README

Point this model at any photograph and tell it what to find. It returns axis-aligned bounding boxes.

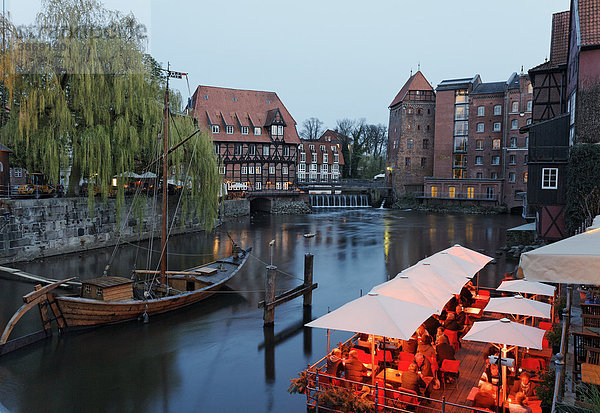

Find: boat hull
[54,249,250,329]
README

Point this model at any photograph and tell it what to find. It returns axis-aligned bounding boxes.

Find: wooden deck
[428,340,491,413]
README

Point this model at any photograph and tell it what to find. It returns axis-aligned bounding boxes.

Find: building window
[299,144,304,152]
[510,137,517,148]
[423,139,429,149]
[542,168,558,189]
[323,153,328,163]
[523,172,528,183]
[283,166,288,175]
[241,126,249,135]
[97,287,103,297]
[431,186,438,197]
[226,125,234,134]
[256,182,261,190]
[234,144,242,155]
[492,139,501,149]
[212,125,220,134]
[486,187,495,199]
[454,121,468,136]
[312,153,317,163]
[334,153,339,163]
[271,125,277,135]
[241,166,247,175]
[491,156,500,165]
[455,105,468,120]
[332,164,339,173]
[467,187,474,199]
[476,139,484,150]
[254,127,261,135]
[249,144,256,155]
[526,118,532,125]
[321,164,328,173]
[509,155,516,164]
[405,157,411,167]
[249,166,255,175]
[524,155,528,164]
[511,119,518,130]
[476,172,483,179]
[475,156,483,165]
[421,157,427,167]
[276,182,281,190]
[407,139,414,149]
[269,165,275,174]
[526,100,532,112]
[491,172,498,179]
[278,125,284,135]
[477,106,485,116]
[493,122,501,132]
[256,166,261,174]
[284,146,290,157]
[14,168,23,178]
[493,105,502,115]
[454,137,467,152]
[84,285,91,294]
[508,172,516,182]
[309,144,315,152]
[511,101,519,113]
[448,187,456,198]
[214,143,220,154]
[320,145,325,152]
[476,123,484,133]
[263,145,270,156]
[283,182,289,190]
[219,166,225,175]
[528,84,533,93]
[300,152,306,162]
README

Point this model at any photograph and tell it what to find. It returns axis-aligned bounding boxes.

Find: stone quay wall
[0,198,252,264]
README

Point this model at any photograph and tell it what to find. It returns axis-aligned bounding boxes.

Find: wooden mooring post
[259,252,318,326]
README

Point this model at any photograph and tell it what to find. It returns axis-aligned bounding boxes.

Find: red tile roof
[389,71,434,108]
[319,129,344,145]
[578,0,600,47]
[550,11,571,66]
[191,86,300,144]
[300,133,345,165]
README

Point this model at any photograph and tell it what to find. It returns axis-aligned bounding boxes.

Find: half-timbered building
[189,86,300,194]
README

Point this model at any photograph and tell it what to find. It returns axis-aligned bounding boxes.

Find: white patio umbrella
[463,318,546,405]
[139,171,158,179]
[484,295,552,320]
[371,272,451,312]
[416,256,473,293]
[519,223,600,284]
[113,171,142,178]
[442,244,493,271]
[497,279,556,297]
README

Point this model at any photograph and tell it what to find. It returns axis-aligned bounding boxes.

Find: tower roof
[389,71,434,108]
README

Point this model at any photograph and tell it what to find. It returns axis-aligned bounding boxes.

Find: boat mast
[160,63,170,285]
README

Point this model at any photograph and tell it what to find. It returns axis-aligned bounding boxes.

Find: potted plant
[535,368,558,413]
[319,386,374,413]
[288,370,310,395]
[546,324,563,354]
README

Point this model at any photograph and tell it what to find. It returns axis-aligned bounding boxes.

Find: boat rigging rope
[248,253,305,282]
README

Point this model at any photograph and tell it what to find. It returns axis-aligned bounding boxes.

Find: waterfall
[310,194,371,208]
[379,198,386,209]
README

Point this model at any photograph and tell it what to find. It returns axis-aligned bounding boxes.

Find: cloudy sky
[10,0,570,131]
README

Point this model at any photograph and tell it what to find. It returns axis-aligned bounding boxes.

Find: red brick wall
[433,90,455,178]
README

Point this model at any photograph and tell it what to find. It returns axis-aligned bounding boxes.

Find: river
[0,209,524,412]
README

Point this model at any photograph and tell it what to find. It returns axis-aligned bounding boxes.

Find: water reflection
[0,209,524,412]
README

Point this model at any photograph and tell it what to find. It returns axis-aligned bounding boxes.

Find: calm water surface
[0,209,524,412]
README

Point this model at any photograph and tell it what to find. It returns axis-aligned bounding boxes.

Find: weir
[309,194,370,208]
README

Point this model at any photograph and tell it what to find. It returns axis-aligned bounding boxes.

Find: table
[586,327,600,335]
[526,348,553,359]
[582,362,600,385]
[465,307,483,316]
[376,368,403,386]
[474,294,490,301]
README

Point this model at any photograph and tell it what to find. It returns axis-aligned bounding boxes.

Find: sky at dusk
[9,0,571,131]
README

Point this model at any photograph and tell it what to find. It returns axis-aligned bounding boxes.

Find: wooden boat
[53,247,251,328]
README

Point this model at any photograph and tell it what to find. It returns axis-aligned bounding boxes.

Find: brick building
[298,129,344,183]
[386,71,436,195]
[420,73,532,210]
[189,86,300,194]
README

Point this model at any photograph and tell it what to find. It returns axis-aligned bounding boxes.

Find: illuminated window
[524,173,528,183]
[476,139,484,150]
[467,187,474,199]
[492,139,501,149]
[528,84,533,93]
[431,186,438,197]
[512,101,519,112]
[448,187,456,198]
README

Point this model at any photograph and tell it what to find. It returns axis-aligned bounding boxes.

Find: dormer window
[309,144,315,152]
[226,125,234,134]
[241,126,249,135]
[299,144,304,152]
[320,145,325,152]
[271,125,284,136]
[254,127,261,135]
[212,125,220,134]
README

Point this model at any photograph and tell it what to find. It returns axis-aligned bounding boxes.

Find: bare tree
[300,117,324,140]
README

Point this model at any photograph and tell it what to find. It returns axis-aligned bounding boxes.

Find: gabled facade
[190,86,300,193]
[387,71,436,195]
[298,130,345,183]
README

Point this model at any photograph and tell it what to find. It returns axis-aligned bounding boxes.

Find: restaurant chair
[521,357,544,373]
[538,321,553,331]
[397,360,412,372]
[440,359,460,390]
[398,352,415,362]
[396,387,420,411]
[542,336,550,349]
[377,350,394,367]
[444,329,460,352]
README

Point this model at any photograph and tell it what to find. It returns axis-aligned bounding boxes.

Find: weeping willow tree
[0,0,220,230]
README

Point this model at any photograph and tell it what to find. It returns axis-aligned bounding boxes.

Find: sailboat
[50,69,249,329]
